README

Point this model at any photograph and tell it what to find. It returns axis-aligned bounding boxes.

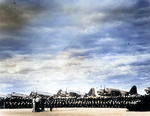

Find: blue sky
[0,0,150,95]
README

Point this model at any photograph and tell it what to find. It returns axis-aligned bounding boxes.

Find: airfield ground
[1,108,150,116]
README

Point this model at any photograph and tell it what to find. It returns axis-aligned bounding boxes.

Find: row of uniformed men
[45,97,141,108]
[0,95,145,109]
[4,97,33,108]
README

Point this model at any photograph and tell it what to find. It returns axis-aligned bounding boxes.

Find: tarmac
[1,108,150,116]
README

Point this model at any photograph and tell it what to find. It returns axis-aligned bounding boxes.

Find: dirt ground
[1,108,150,116]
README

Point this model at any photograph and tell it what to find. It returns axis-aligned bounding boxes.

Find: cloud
[0,0,46,30]
[0,51,13,59]
[0,0,150,95]
[63,0,150,26]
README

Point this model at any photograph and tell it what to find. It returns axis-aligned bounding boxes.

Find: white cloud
[0,0,149,96]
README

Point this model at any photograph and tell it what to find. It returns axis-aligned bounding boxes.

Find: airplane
[56,88,96,98]
[29,91,53,98]
[56,89,84,98]
[84,88,96,97]
[68,90,86,97]
[6,92,29,98]
[97,85,138,97]
[56,89,69,97]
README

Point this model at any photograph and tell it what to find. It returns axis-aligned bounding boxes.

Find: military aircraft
[56,89,69,97]
[97,85,138,97]
[56,89,84,97]
[56,88,96,98]
[84,88,96,97]
[30,91,53,98]
[7,92,29,98]
[68,90,86,97]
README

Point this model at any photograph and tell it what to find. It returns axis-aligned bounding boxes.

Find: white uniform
[32,98,36,112]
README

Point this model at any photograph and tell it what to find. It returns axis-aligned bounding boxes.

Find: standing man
[35,95,40,112]
[49,96,53,111]
[32,96,36,112]
[41,96,45,111]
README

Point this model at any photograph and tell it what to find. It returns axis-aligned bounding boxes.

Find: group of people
[45,96,142,108]
[2,97,32,109]
[2,94,149,112]
[32,95,45,112]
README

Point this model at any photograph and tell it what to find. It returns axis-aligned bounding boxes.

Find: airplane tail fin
[88,88,95,96]
[129,85,137,95]
[56,89,62,96]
